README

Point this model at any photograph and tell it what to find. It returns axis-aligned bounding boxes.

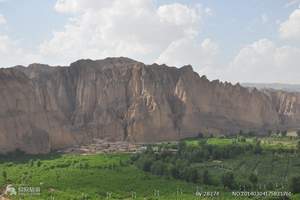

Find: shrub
[202,170,211,185]
[290,176,300,193]
[254,142,262,154]
[136,156,154,172]
[150,161,165,176]
[197,132,204,138]
[36,160,42,167]
[249,173,258,187]
[281,130,288,137]
[2,171,7,182]
[238,180,252,191]
[29,159,34,167]
[222,172,236,190]
[266,182,274,190]
[184,167,199,183]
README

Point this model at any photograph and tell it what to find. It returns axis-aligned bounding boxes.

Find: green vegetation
[221,172,235,190]
[0,153,223,200]
[133,135,300,199]
[248,173,258,188]
[0,134,299,199]
[2,170,7,183]
[290,176,300,193]
[297,130,300,137]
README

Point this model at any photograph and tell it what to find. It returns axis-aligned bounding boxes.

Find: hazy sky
[0,0,300,83]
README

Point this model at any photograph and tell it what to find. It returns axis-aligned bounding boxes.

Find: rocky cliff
[0,57,299,154]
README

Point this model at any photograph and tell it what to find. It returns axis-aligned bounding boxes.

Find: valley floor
[0,136,299,200]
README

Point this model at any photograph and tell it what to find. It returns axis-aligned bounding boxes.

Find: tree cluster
[132,141,263,189]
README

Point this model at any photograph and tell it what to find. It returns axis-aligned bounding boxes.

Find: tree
[276,130,281,135]
[297,141,300,153]
[184,167,199,183]
[290,176,300,193]
[136,155,154,172]
[198,139,207,146]
[178,141,187,153]
[247,131,255,137]
[202,170,210,185]
[239,136,246,143]
[254,142,262,155]
[297,130,300,137]
[238,130,244,136]
[267,130,272,137]
[197,132,204,138]
[145,145,154,154]
[36,160,42,167]
[142,158,153,172]
[222,172,236,189]
[249,173,258,188]
[266,182,274,190]
[170,164,180,179]
[281,130,287,137]
[150,161,165,176]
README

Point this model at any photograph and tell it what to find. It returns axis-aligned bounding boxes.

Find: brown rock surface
[0,57,299,154]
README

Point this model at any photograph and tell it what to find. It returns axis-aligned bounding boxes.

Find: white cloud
[40,0,212,65]
[225,39,300,83]
[279,7,300,40]
[285,0,300,8]
[0,14,6,25]
[0,34,40,67]
[158,3,201,27]
[45,0,300,84]
[157,38,219,73]
[0,13,43,67]
[54,0,113,13]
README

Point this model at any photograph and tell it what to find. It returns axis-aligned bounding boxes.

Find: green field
[133,136,300,200]
[0,154,196,199]
[0,136,299,199]
[185,136,299,149]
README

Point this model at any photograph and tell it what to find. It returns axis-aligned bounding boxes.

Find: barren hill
[0,57,299,154]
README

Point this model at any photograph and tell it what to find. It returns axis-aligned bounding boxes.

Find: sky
[0,0,300,84]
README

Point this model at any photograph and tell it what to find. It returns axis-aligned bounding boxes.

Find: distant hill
[242,83,300,93]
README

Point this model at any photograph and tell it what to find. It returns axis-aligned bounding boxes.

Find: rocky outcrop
[0,57,299,154]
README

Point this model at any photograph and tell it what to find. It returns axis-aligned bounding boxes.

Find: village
[58,138,148,155]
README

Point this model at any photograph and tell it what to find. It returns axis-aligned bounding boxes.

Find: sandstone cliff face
[264,90,300,128]
[0,57,299,154]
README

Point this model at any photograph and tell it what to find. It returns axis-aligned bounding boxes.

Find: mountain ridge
[0,57,299,154]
